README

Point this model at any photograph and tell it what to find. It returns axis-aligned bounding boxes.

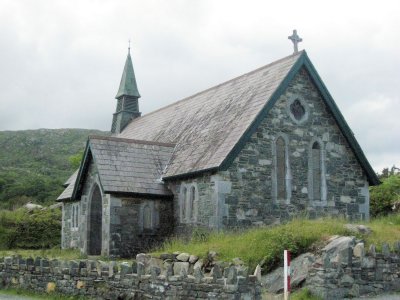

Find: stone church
[57,42,379,257]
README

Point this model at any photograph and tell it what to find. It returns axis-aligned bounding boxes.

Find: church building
[57,35,379,257]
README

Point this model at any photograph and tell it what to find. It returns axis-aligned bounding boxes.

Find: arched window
[143,205,152,229]
[181,187,187,222]
[189,186,196,221]
[311,142,321,200]
[273,135,292,203]
[72,205,75,228]
[276,137,286,200]
[75,205,79,228]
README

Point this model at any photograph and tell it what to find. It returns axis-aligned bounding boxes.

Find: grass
[365,213,400,250]
[153,214,400,273]
[153,217,352,272]
[0,214,398,273]
[291,288,322,300]
[0,288,88,299]
[0,248,83,260]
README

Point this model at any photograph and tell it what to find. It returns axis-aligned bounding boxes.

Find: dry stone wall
[0,253,261,300]
[307,236,400,299]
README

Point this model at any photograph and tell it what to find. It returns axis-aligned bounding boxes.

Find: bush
[370,174,400,217]
[0,208,61,249]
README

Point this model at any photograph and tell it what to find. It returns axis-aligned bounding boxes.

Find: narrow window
[181,187,187,222]
[143,205,152,229]
[72,205,75,228]
[75,205,79,229]
[189,186,196,221]
[312,142,321,200]
[276,137,286,200]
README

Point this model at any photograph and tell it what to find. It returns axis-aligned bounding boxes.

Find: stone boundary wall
[307,237,400,299]
[0,253,261,300]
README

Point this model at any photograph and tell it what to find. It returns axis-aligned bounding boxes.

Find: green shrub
[0,208,61,249]
[370,174,400,217]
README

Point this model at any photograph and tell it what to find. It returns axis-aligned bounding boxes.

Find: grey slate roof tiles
[57,170,78,201]
[118,52,302,178]
[88,136,175,196]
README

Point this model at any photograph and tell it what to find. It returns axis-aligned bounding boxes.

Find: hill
[0,128,108,209]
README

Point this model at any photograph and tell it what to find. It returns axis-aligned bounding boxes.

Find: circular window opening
[290,99,305,121]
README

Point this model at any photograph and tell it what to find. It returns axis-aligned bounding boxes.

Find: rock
[194,266,203,283]
[340,274,354,287]
[164,261,173,277]
[208,251,218,261]
[176,253,190,262]
[361,256,375,268]
[254,264,261,282]
[323,236,355,265]
[211,264,222,280]
[262,252,315,293]
[226,266,237,284]
[160,253,174,260]
[137,262,145,276]
[193,259,203,270]
[120,262,131,276]
[369,244,376,257]
[173,262,189,276]
[189,255,199,264]
[232,257,244,266]
[136,253,150,266]
[48,203,62,210]
[24,202,43,211]
[353,242,365,258]
[344,224,372,235]
[382,243,391,257]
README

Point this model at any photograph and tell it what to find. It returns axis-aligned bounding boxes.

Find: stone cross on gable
[288,30,302,54]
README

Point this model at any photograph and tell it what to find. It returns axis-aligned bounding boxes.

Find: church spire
[111,46,142,134]
[115,48,141,99]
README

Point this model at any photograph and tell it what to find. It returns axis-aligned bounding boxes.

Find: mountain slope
[0,129,108,209]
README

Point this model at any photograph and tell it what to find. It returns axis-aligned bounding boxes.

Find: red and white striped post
[284,250,291,300]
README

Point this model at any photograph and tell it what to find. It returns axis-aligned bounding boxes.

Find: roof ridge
[130,51,304,122]
[88,135,176,147]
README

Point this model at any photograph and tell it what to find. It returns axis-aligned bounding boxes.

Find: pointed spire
[115,47,141,99]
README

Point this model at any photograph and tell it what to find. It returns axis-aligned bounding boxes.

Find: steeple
[111,47,141,134]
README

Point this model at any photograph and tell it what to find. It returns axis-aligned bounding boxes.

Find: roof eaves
[301,55,380,185]
[218,51,307,171]
[71,139,92,200]
[162,166,219,181]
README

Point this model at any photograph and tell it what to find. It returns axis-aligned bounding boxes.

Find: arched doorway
[88,184,102,255]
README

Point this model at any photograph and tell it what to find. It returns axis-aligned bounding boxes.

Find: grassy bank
[154,215,400,272]
[0,215,398,274]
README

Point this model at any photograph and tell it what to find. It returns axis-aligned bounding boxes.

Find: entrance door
[88,184,102,255]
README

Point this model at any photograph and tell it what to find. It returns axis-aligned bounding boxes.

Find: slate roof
[58,50,379,201]
[57,170,78,201]
[118,52,303,178]
[71,136,175,199]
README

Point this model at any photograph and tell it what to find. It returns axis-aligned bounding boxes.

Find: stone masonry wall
[215,68,369,228]
[62,161,111,256]
[307,237,400,299]
[0,254,261,300]
[109,196,174,257]
[169,68,370,234]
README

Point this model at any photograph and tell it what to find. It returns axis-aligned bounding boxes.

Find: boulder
[24,202,43,210]
[344,224,372,235]
[262,252,315,293]
[189,255,199,264]
[176,253,190,262]
[173,262,189,276]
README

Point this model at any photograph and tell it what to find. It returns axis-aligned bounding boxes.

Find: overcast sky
[0,0,399,173]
